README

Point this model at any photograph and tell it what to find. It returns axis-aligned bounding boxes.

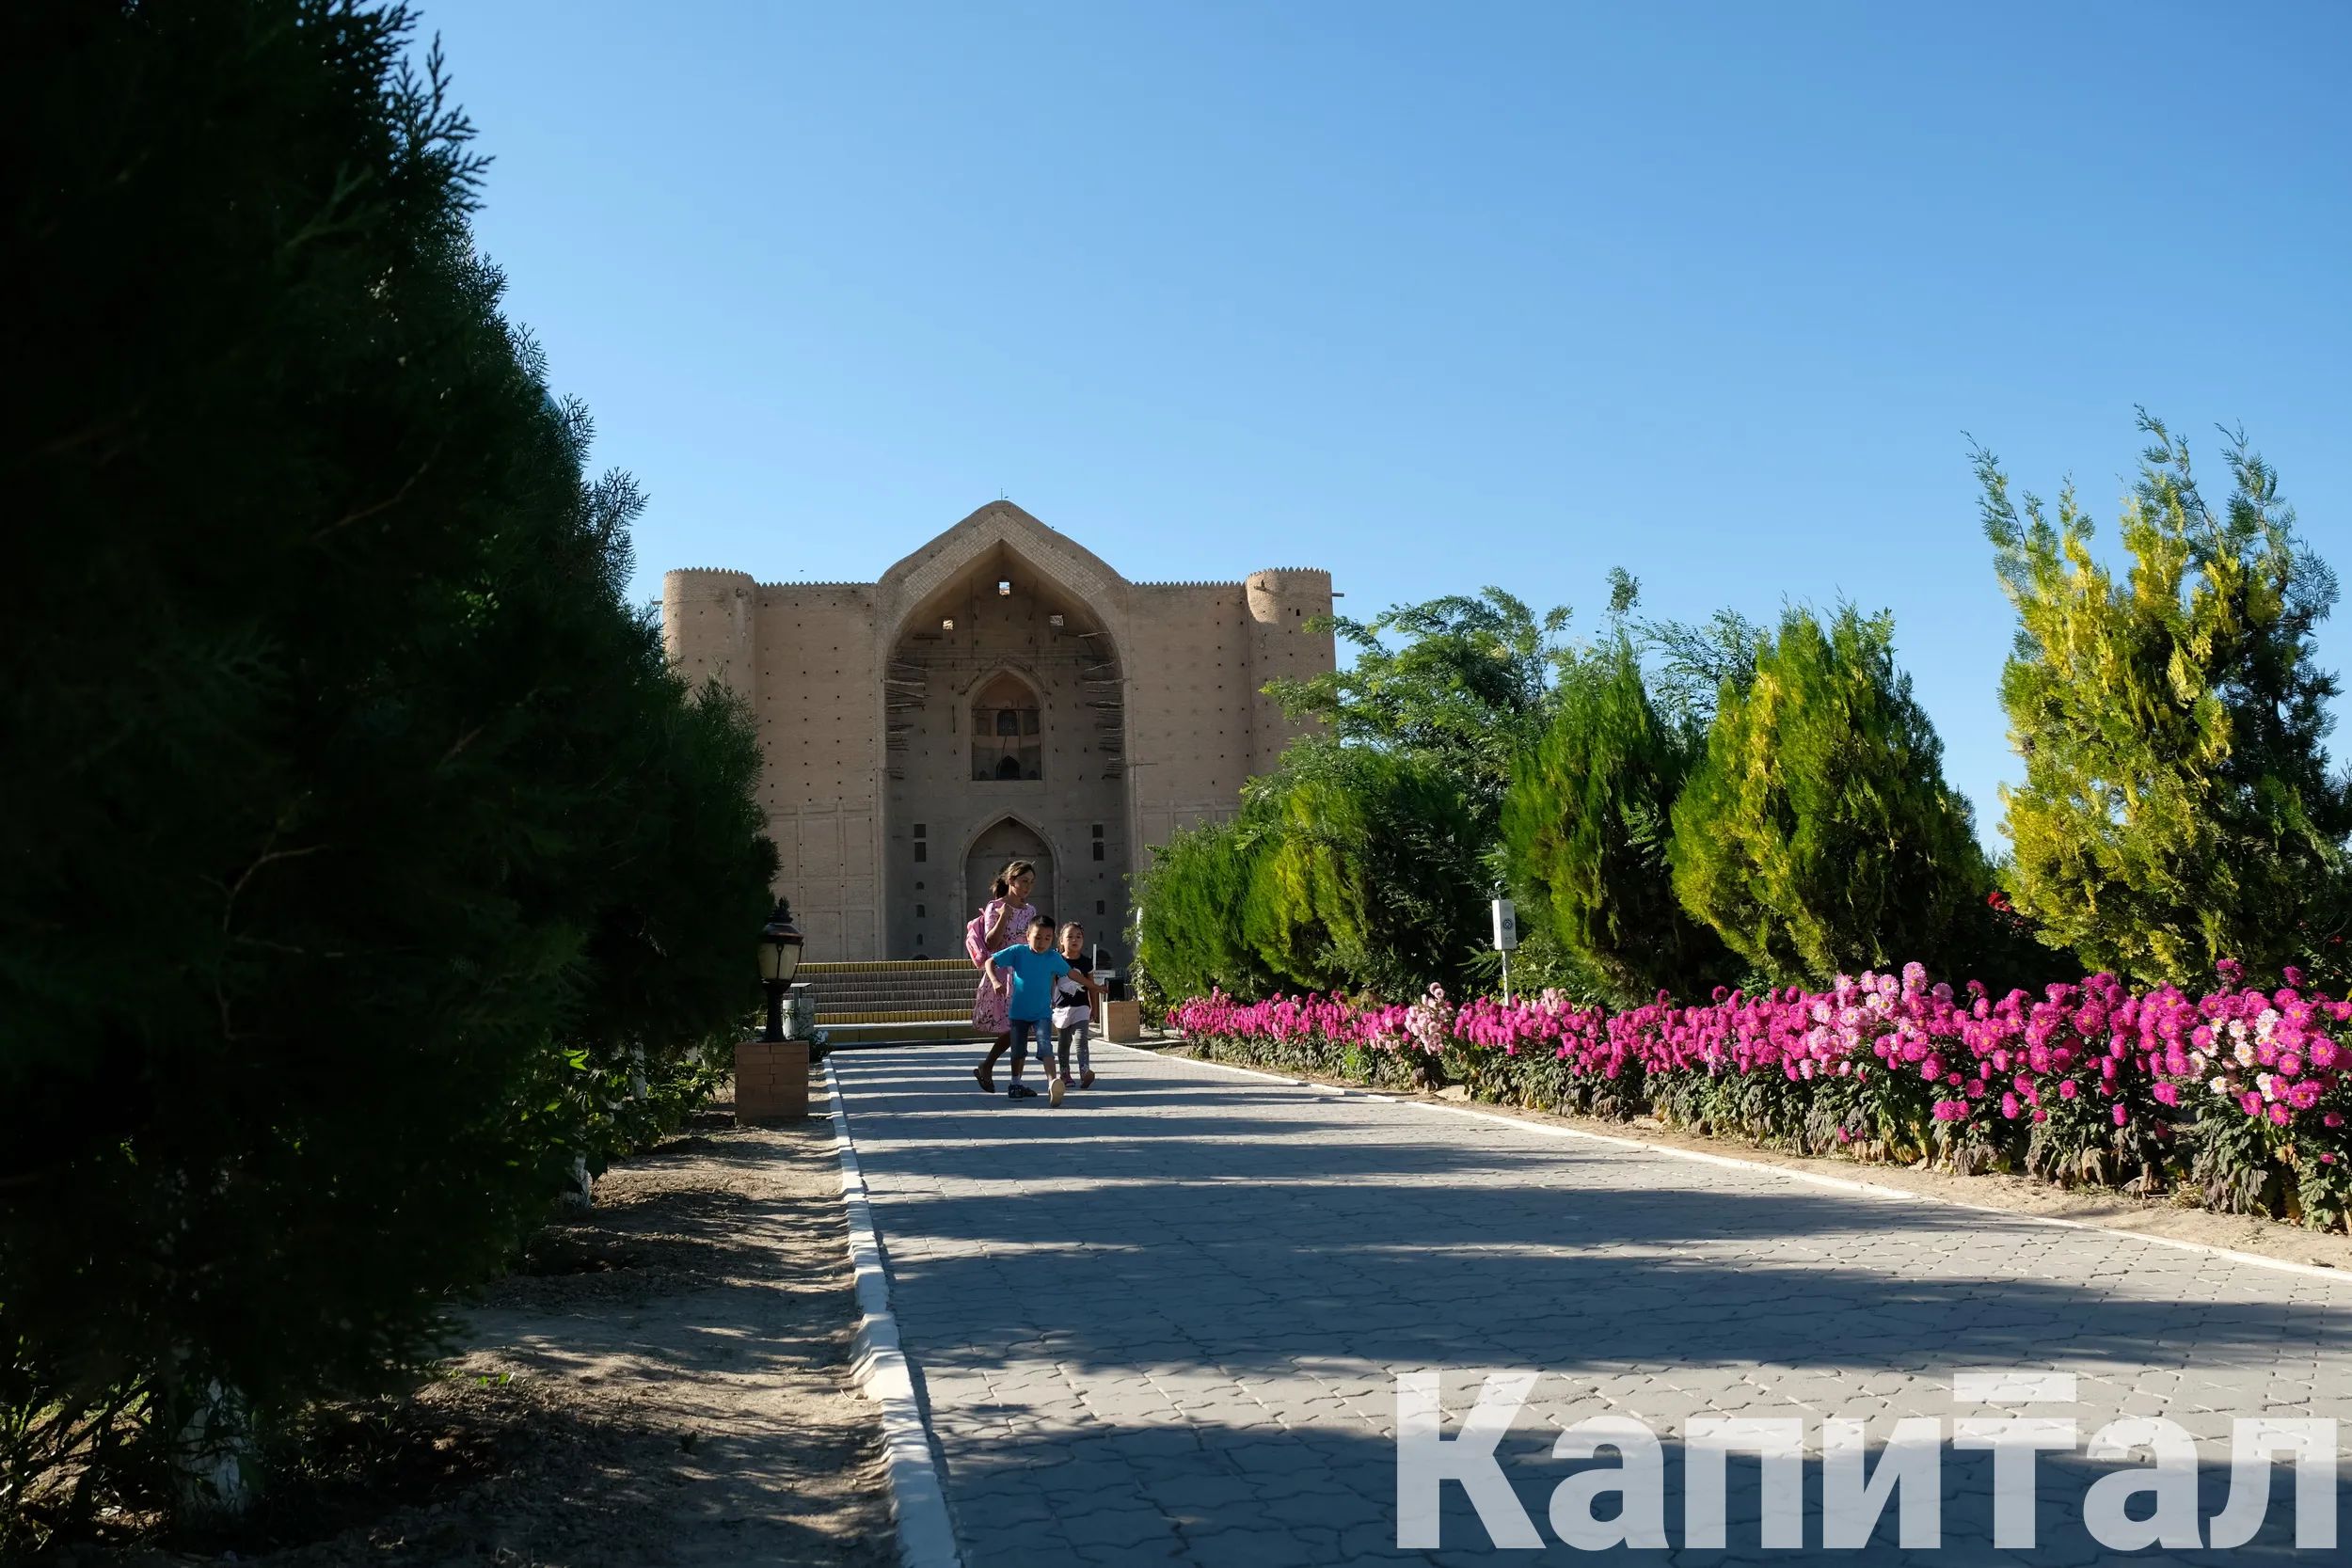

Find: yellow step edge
[822,1022,988,1040]
[818,1007,982,1025]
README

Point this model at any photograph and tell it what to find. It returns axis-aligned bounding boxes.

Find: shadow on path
[834,1045,2352,1568]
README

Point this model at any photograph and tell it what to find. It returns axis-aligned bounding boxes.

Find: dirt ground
[48,1091,893,1568]
[1148,1037,2352,1273]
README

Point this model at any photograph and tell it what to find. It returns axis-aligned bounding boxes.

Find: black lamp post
[758,898,804,1042]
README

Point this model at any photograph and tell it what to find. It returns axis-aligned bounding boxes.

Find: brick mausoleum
[662,501,1335,963]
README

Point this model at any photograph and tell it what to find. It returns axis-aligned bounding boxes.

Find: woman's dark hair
[991,858,1038,900]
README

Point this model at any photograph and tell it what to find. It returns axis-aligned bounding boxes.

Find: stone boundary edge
[1107,1041,2347,1286]
[823,1056,963,1568]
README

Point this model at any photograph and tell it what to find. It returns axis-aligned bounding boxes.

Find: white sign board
[1491,898,1518,952]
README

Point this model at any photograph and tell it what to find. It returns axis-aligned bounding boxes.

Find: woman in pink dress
[968,860,1039,1093]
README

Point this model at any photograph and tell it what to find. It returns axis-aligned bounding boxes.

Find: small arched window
[972,673,1043,782]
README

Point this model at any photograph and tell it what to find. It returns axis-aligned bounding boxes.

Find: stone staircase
[799,959,987,1045]
[799,957,1130,1047]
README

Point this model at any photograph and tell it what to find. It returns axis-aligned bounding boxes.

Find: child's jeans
[1055,1019,1092,1079]
[1009,1018,1050,1075]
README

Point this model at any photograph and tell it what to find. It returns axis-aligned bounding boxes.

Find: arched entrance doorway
[965,817,1056,933]
[879,538,1129,960]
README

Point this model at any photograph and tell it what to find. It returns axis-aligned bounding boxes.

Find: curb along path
[826,1058,962,1568]
[829,1042,2352,1566]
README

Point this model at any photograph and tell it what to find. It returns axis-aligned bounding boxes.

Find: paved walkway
[830,1043,2352,1566]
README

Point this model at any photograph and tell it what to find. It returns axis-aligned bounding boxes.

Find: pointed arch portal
[881,534,1129,959]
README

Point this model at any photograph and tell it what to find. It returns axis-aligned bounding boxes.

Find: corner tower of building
[662,505,1336,963]
[660,568,758,703]
[1246,567,1336,773]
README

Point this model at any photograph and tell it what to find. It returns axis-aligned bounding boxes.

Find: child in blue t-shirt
[985,915,1072,1101]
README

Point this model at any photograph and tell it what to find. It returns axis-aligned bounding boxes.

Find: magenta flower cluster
[1168,962,2352,1153]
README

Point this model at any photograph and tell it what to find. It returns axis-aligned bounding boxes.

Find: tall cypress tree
[1133,739,1486,1004]
[1235,739,1487,1001]
[1668,607,1987,984]
[1503,636,1734,1006]
[1135,816,1278,1006]
[1979,415,2352,985]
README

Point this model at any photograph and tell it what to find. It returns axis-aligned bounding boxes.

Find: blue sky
[428,0,2351,843]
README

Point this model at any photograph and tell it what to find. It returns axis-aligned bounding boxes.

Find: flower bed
[1168,962,2352,1230]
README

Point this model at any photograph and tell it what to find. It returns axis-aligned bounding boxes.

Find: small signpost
[1492,896,1518,1003]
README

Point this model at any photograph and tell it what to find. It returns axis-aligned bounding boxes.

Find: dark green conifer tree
[1503,635,1735,1006]
[2,1,772,1533]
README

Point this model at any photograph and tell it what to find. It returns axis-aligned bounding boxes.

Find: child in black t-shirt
[1049,922,1106,1098]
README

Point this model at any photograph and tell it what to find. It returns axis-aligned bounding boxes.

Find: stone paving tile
[834,1045,2352,1564]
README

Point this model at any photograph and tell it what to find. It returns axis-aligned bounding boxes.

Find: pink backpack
[967,901,1012,1032]
[967,898,1022,966]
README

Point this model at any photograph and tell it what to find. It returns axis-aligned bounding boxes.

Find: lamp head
[759,898,804,984]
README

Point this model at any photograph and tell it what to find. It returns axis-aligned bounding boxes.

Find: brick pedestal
[734,1037,810,1123]
[1103,999,1144,1044]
